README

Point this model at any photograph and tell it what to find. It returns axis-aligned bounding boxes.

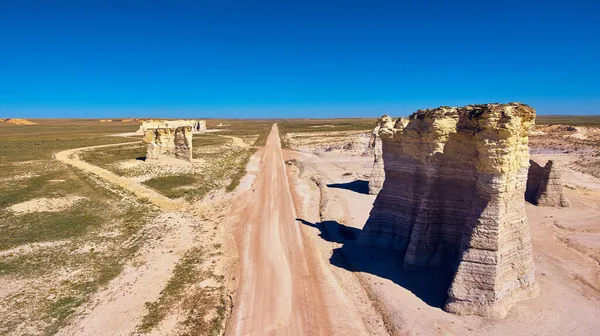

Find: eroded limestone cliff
[357,103,539,318]
[526,160,570,207]
[142,120,194,161]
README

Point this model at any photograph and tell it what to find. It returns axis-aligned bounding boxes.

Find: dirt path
[54,142,183,211]
[228,124,334,336]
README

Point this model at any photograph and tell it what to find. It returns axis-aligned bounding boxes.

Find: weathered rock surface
[138,119,206,135]
[357,103,539,318]
[526,160,570,207]
[367,115,396,194]
[142,120,194,161]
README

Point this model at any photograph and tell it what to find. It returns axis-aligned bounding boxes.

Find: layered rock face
[357,103,539,318]
[142,120,194,161]
[526,160,570,207]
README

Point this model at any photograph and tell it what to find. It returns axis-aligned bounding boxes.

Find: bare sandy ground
[289,149,600,335]
[58,212,202,336]
[8,195,85,214]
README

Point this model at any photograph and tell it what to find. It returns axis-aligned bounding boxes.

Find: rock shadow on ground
[297,218,453,309]
[326,179,369,195]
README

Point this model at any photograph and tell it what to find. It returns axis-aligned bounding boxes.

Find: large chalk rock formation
[526,160,570,207]
[142,120,194,161]
[357,103,539,318]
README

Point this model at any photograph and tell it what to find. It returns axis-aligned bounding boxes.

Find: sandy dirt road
[229,124,334,336]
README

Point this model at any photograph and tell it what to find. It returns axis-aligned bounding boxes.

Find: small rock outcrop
[357,103,539,318]
[526,160,570,207]
[0,118,37,125]
[142,120,194,161]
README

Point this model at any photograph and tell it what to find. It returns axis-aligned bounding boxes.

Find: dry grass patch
[137,246,228,335]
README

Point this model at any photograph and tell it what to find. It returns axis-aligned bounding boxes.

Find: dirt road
[229,124,333,336]
[54,142,183,211]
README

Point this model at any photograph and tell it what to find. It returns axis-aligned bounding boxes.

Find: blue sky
[1,0,599,118]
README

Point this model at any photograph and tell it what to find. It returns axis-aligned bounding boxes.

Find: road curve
[54,142,183,211]
[228,124,332,336]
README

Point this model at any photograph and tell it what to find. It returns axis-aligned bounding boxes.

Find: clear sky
[1,0,599,118]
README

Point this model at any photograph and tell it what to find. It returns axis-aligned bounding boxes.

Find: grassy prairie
[0,120,158,334]
[0,122,138,162]
[536,115,600,126]
[277,118,376,135]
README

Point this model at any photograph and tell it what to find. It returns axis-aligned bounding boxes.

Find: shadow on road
[326,179,369,194]
[297,217,453,309]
